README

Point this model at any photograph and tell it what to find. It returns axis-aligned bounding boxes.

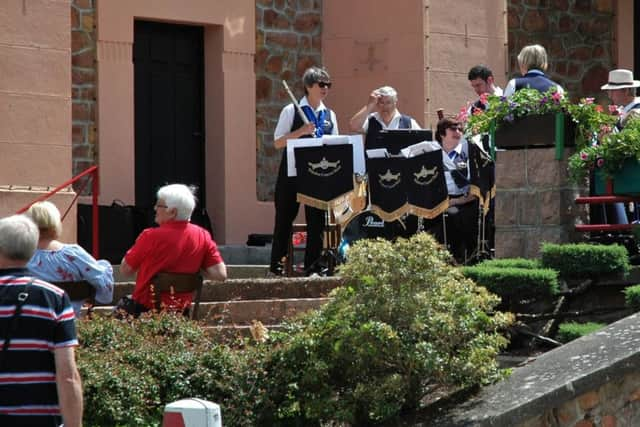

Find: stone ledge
[419,312,640,426]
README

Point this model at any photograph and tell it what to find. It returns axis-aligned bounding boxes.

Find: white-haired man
[120,184,227,316]
[348,85,421,146]
[0,215,82,426]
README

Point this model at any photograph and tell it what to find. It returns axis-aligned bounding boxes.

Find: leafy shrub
[77,314,256,427]
[462,266,559,304]
[624,284,640,311]
[541,243,629,279]
[476,258,541,270]
[254,233,512,426]
[556,322,606,343]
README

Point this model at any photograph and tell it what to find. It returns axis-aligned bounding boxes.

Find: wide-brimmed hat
[601,69,640,90]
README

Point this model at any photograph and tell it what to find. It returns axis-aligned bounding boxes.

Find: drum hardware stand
[304,209,341,276]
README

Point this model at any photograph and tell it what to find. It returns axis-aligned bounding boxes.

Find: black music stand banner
[467,142,495,214]
[405,151,449,219]
[367,157,409,221]
[295,144,355,210]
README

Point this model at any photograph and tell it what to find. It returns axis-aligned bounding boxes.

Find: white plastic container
[162,398,222,427]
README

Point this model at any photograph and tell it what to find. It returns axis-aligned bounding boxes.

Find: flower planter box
[493,113,575,150]
[594,158,640,195]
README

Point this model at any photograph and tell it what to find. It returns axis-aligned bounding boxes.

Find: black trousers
[270,174,325,273]
[444,199,479,264]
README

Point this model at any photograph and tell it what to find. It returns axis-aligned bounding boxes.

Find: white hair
[0,215,39,261]
[157,184,197,221]
[375,86,398,103]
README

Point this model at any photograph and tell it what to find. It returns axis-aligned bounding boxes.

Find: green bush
[77,314,256,427]
[254,233,512,426]
[476,258,541,269]
[556,322,606,343]
[541,243,629,278]
[78,234,512,426]
[624,284,640,311]
[462,266,559,303]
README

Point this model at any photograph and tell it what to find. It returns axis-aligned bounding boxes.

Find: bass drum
[338,211,417,261]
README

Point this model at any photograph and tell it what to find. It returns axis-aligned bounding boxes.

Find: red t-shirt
[124,221,223,309]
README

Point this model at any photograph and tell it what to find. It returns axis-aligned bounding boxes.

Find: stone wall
[255,0,323,201]
[420,312,640,426]
[494,147,585,258]
[71,0,97,191]
[507,0,615,100]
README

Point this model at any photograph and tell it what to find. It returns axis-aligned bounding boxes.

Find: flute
[282,80,310,125]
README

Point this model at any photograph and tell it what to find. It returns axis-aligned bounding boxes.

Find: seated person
[436,117,480,264]
[25,201,114,316]
[119,183,227,316]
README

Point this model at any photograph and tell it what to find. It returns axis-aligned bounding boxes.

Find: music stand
[291,136,364,275]
[370,129,433,154]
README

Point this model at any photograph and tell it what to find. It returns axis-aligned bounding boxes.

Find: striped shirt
[0,268,77,426]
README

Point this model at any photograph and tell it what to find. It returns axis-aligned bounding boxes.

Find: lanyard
[301,105,327,137]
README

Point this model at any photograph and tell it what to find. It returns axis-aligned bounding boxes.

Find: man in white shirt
[601,68,640,130]
[467,65,503,115]
[348,86,421,145]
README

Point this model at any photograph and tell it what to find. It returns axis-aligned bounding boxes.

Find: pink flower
[479,93,489,105]
[609,105,620,115]
[584,97,595,104]
[580,152,588,160]
[596,158,604,168]
[600,124,612,134]
[552,91,563,102]
[472,107,483,116]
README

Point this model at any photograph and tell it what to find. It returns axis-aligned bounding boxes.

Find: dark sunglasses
[317,81,332,89]
[447,125,463,132]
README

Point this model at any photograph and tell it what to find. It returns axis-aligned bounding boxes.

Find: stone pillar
[494,147,585,259]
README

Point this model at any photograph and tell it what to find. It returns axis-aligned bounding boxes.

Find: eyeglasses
[317,81,332,89]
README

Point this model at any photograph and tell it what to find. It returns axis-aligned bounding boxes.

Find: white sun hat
[601,69,640,90]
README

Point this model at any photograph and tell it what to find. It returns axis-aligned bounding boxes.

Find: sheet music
[287,137,323,176]
[401,140,442,158]
[286,135,365,176]
[366,148,389,158]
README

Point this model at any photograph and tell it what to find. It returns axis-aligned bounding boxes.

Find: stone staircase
[96,265,343,338]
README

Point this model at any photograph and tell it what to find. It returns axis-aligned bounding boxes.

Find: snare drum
[338,211,412,260]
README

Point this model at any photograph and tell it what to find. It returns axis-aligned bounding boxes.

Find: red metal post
[91,168,99,259]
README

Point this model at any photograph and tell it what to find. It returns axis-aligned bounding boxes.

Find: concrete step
[108,276,343,304]
[89,297,330,326]
[113,264,271,282]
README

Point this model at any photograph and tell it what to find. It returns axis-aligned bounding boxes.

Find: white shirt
[442,138,470,196]
[274,96,339,140]
[361,110,421,133]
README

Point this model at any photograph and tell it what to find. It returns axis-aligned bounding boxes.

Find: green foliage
[78,234,512,426]
[77,314,256,427]
[465,88,567,136]
[568,116,640,182]
[540,243,630,279]
[255,233,512,426]
[476,258,541,270]
[624,284,640,311]
[462,266,559,304]
[556,322,606,343]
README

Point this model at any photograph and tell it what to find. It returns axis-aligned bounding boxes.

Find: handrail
[16,166,100,258]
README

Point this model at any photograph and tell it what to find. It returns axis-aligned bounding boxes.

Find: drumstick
[282,80,311,125]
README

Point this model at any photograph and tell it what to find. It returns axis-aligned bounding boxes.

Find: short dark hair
[302,67,331,95]
[436,117,461,143]
[468,65,494,82]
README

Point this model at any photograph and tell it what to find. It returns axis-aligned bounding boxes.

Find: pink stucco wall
[96,0,272,244]
[0,0,76,241]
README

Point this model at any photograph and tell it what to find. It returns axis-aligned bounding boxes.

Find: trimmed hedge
[624,284,640,311]
[475,258,541,270]
[556,322,606,343]
[462,266,559,302]
[540,243,629,278]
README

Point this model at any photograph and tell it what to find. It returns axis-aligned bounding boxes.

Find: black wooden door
[133,20,205,209]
